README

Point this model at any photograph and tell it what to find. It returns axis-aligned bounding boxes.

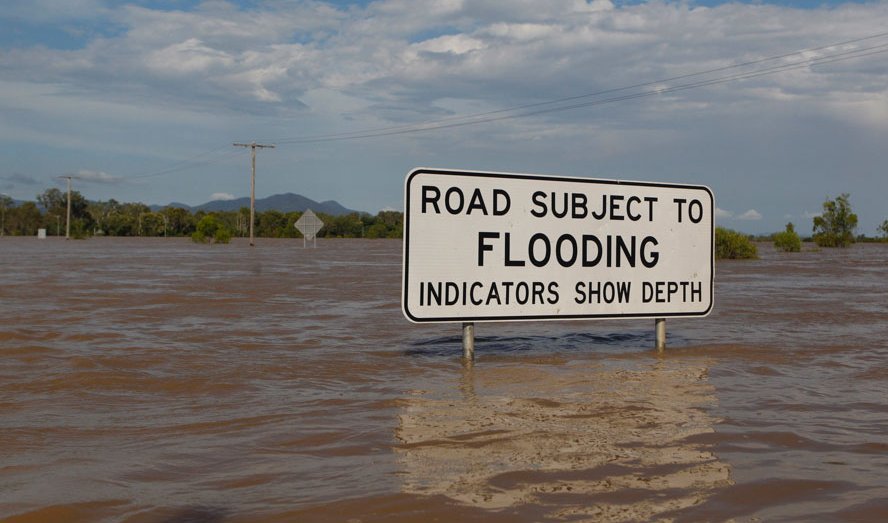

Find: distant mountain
[154,193,359,216]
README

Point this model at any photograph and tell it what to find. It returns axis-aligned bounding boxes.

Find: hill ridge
[153,193,359,216]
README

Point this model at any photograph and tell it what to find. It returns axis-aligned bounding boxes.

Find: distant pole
[57,176,73,239]
[233,142,275,246]
[655,318,666,352]
[0,194,6,237]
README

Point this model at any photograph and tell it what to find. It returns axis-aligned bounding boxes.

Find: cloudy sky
[1,0,886,233]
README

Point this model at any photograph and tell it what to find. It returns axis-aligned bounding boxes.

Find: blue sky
[1,0,887,234]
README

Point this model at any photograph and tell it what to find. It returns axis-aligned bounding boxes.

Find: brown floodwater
[0,237,886,522]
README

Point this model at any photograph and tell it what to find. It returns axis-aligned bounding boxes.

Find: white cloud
[413,34,486,55]
[74,169,122,184]
[4,0,885,118]
[738,209,763,221]
[0,1,887,231]
[715,207,733,219]
[210,192,235,201]
[146,38,235,75]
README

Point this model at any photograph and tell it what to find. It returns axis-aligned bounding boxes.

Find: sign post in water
[401,168,714,358]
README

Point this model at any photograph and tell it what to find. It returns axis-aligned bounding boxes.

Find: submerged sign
[402,168,713,323]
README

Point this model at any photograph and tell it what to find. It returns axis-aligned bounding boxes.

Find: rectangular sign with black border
[402,168,713,323]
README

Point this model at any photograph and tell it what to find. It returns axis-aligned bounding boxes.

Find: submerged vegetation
[773,223,802,252]
[812,194,857,248]
[715,227,758,260]
[191,215,232,244]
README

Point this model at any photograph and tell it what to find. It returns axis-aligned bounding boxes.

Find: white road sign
[295,209,324,240]
[402,168,714,323]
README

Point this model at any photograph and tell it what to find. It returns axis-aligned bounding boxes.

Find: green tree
[7,202,42,236]
[369,210,403,238]
[161,206,195,236]
[192,214,232,244]
[211,211,239,237]
[878,219,888,240]
[0,194,12,236]
[282,211,302,238]
[102,202,149,236]
[365,221,387,238]
[37,187,94,237]
[213,222,232,243]
[38,188,67,235]
[139,212,166,236]
[256,210,287,237]
[385,211,403,238]
[321,212,363,238]
[773,222,801,252]
[813,194,857,248]
[237,207,250,237]
[87,200,113,235]
[715,227,757,260]
[37,188,66,215]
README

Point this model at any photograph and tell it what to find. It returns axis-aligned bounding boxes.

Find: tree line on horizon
[0,188,403,240]
[2,189,886,248]
[717,193,888,259]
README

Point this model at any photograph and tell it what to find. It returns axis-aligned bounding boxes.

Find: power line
[112,30,888,179]
[127,146,246,180]
[269,33,888,144]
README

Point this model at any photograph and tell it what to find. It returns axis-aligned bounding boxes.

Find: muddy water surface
[0,238,886,522]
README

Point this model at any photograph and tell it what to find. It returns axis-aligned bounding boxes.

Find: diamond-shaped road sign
[295,209,324,246]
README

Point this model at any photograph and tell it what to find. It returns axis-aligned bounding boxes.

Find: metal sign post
[462,322,475,361]
[655,318,666,352]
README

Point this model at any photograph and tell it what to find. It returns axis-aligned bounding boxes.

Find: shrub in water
[715,227,757,259]
[773,222,801,252]
[213,227,232,244]
[191,215,232,244]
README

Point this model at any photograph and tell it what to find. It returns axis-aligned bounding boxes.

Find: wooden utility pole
[233,142,275,246]
[57,176,73,239]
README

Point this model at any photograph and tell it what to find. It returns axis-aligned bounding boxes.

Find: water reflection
[396,357,732,520]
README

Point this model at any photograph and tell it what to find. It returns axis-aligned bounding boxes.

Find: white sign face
[295,209,324,240]
[402,168,713,323]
